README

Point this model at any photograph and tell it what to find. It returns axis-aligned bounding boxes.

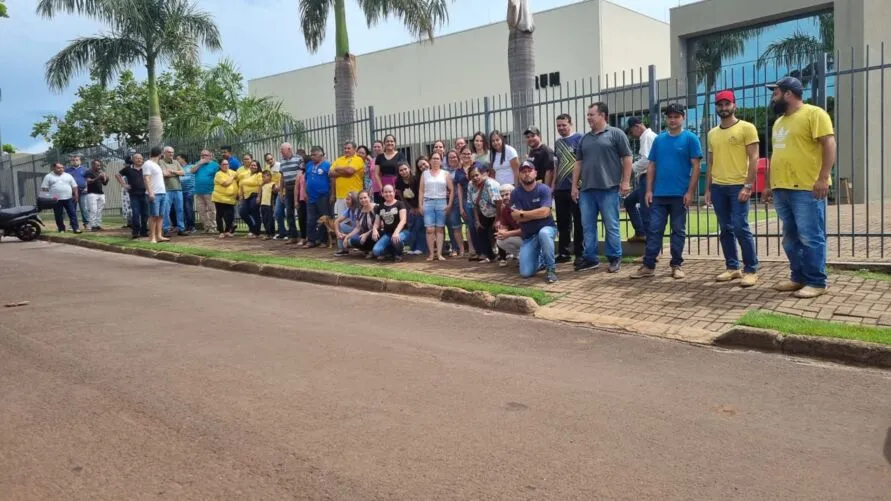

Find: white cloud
[21,140,52,154]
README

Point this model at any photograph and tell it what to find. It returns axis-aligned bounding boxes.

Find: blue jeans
[78,190,89,225]
[182,191,195,231]
[773,189,827,288]
[579,188,622,263]
[282,186,298,238]
[373,230,411,257]
[407,212,428,253]
[130,194,149,237]
[53,198,79,231]
[463,201,478,254]
[261,205,275,236]
[305,198,331,244]
[239,193,261,234]
[338,221,354,250]
[644,197,686,269]
[162,190,184,232]
[711,184,759,273]
[423,198,447,227]
[349,233,374,252]
[625,175,651,237]
[519,225,557,278]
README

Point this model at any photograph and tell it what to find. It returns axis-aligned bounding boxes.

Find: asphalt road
[1,240,890,501]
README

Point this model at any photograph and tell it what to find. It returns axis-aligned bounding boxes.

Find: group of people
[44,76,835,297]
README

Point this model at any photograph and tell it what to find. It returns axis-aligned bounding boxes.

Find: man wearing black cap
[511,161,558,284]
[625,117,657,243]
[631,103,703,280]
[765,76,836,299]
[523,126,555,187]
[706,89,760,287]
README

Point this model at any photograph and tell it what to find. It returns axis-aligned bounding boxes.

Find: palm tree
[690,28,760,135]
[507,0,535,138]
[298,0,452,145]
[757,12,834,88]
[37,0,222,147]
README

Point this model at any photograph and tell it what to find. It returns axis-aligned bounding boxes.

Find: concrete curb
[40,235,539,316]
[715,326,891,369]
[533,308,720,346]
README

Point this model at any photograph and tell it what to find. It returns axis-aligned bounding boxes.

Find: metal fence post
[368,105,376,143]
[647,65,659,131]
[815,52,828,110]
[483,96,491,133]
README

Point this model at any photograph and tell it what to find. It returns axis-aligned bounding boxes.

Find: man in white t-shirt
[41,162,81,233]
[143,145,169,243]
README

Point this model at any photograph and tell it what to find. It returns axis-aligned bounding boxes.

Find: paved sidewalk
[95,230,891,335]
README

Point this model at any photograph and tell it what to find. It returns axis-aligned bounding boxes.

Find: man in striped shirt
[276,142,305,242]
[553,114,584,265]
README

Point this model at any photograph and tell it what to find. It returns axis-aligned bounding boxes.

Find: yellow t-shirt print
[769,104,834,190]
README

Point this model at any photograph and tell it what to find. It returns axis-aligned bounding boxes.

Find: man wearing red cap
[705,90,760,287]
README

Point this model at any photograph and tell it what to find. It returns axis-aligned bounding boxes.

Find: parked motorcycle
[0,197,58,242]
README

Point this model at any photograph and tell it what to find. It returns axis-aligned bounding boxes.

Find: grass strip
[828,267,891,283]
[736,310,891,346]
[59,233,555,305]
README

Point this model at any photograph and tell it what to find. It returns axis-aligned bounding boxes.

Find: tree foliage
[31,61,301,152]
[2,144,14,154]
[0,0,9,18]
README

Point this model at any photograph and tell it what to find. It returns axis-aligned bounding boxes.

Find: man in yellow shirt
[765,77,837,299]
[328,141,365,217]
[705,90,760,287]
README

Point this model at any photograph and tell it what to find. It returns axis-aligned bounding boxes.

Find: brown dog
[317,215,338,248]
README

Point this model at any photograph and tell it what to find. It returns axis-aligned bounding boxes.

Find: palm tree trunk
[146,59,163,147]
[508,29,535,139]
[333,0,355,146]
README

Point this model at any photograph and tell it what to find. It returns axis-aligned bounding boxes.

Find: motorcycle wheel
[15,221,41,242]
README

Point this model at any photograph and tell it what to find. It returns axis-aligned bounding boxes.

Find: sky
[0,0,696,153]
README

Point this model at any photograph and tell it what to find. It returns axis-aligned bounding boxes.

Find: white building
[248,0,669,152]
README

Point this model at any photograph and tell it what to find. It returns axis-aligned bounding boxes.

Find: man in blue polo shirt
[631,103,703,280]
[511,161,558,284]
[303,145,331,247]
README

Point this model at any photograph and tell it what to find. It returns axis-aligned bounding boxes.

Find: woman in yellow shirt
[212,159,238,238]
[238,160,264,238]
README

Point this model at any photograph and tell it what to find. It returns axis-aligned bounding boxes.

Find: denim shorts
[149,193,167,217]
[423,198,448,228]
[446,201,463,228]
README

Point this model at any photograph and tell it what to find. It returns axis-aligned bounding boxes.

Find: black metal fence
[2,46,890,261]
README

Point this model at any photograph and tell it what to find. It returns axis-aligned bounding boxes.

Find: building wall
[599,1,671,85]
[249,0,669,122]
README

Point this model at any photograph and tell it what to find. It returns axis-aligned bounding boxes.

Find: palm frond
[45,35,144,91]
[359,0,451,41]
[299,0,330,52]
[757,32,823,70]
[35,0,112,19]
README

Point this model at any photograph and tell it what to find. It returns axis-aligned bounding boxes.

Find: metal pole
[647,65,659,131]
[483,96,491,133]
[368,105,376,143]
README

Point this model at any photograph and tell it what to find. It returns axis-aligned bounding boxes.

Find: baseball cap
[519,159,535,171]
[766,76,804,94]
[625,117,643,132]
[663,103,686,116]
[715,90,736,104]
[523,126,541,136]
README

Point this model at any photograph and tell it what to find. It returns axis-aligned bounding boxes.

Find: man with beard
[705,90,760,287]
[764,76,836,299]
[523,126,555,187]
[511,161,558,283]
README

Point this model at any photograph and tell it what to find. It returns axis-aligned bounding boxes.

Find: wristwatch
[743,184,753,190]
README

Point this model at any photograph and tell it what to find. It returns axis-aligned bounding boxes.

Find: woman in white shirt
[417,151,454,261]
[488,130,519,185]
